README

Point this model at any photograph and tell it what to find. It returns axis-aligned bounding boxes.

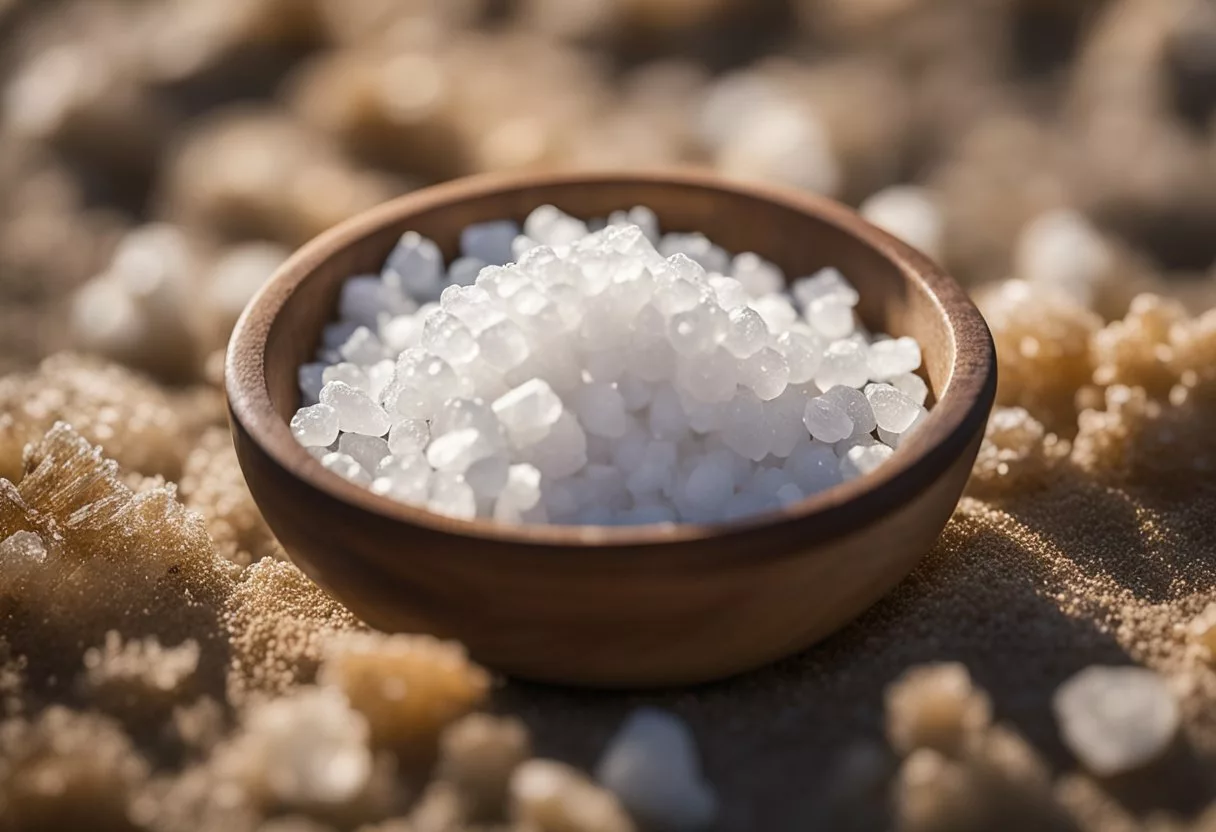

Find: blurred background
[3,0,1216,387]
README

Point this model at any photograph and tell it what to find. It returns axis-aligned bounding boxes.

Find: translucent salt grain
[659,232,729,274]
[806,297,855,340]
[323,362,370,393]
[298,362,326,404]
[775,328,823,384]
[428,472,477,520]
[722,392,770,461]
[525,205,588,248]
[709,275,749,310]
[388,420,430,457]
[648,386,689,440]
[320,381,391,437]
[338,433,389,473]
[822,385,877,437]
[461,220,520,266]
[607,206,659,244]
[803,396,853,443]
[465,454,510,499]
[731,252,784,297]
[493,379,564,446]
[574,382,629,439]
[519,411,588,479]
[891,372,929,406]
[742,347,789,401]
[292,403,339,448]
[784,440,841,494]
[878,408,926,449]
[682,451,736,514]
[840,444,894,480]
[427,429,495,473]
[366,359,396,401]
[372,455,430,502]
[750,294,799,332]
[816,340,869,390]
[339,274,410,328]
[867,336,922,381]
[478,318,530,371]
[1053,666,1179,776]
[384,231,445,302]
[722,307,769,358]
[447,256,486,287]
[865,383,922,433]
[792,268,860,309]
[597,708,718,832]
[321,452,372,485]
[339,326,385,365]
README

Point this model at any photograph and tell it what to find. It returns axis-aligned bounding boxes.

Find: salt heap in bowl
[291,205,929,527]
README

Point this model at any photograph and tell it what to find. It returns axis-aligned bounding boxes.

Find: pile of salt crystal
[290,205,930,526]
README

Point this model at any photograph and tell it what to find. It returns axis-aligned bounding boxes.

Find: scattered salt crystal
[297,209,931,525]
[292,403,339,448]
[320,381,390,437]
[597,708,718,832]
[1053,666,1179,776]
[0,530,47,563]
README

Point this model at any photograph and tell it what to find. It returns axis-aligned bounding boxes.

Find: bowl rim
[226,168,996,551]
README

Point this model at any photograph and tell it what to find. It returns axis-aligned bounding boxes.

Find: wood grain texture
[226,169,997,687]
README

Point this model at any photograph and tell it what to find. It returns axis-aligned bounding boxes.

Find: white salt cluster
[291,205,930,526]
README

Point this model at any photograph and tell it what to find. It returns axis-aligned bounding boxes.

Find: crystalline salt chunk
[815,340,869,390]
[792,268,859,309]
[573,382,629,439]
[478,318,530,371]
[775,328,823,384]
[822,385,876,436]
[461,220,520,266]
[648,385,690,440]
[321,452,372,485]
[388,419,430,457]
[806,297,855,340]
[681,451,736,514]
[722,307,769,359]
[320,381,391,436]
[741,347,789,401]
[803,395,853,443]
[864,383,921,433]
[840,443,894,480]
[867,336,922,381]
[659,232,729,274]
[323,362,370,393]
[422,310,480,365]
[518,411,588,479]
[338,433,390,473]
[493,379,564,446]
[784,440,841,495]
[447,256,486,287]
[891,372,929,406]
[428,472,477,519]
[384,231,444,302]
[731,252,784,297]
[339,326,385,366]
[298,363,326,405]
[525,205,588,248]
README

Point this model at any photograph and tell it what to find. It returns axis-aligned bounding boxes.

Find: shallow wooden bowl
[226,170,996,688]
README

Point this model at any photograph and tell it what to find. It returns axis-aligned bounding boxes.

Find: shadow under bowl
[226,169,997,688]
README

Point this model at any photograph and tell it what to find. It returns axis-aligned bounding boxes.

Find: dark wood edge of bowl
[226,168,997,554]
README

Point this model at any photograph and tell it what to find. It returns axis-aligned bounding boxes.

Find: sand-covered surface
[5,0,1216,829]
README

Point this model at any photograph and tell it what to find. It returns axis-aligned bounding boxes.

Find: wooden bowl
[226,170,996,688]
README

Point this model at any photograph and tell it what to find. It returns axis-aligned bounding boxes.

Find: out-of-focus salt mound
[180,428,281,566]
[224,558,363,704]
[0,353,224,483]
[0,706,152,832]
[0,422,235,705]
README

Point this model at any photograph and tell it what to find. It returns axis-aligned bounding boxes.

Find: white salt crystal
[866,336,922,381]
[597,708,717,832]
[384,231,444,302]
[682,452,736,514]
[519,411,588,479]
[607,206,660,244]
[447,256,486,287]
[465,453,510,499]
[478,318,530,371]
[648,386,690,440]
[741,347,789,401]
[708,275,749,310]
[806,297,855,340]
[878,408,927,449]
[371,455,430,502]
[428,472,477,520]
[612,424,651,473]
[865,383,921,433]
[668,304,728,357]
[659,233,729,274]
[493,379,564,446]
[380,314,424,353]
[388,419,430,457]
[840,444,894,480]
[1053,666,1178,776]
[366,359,396,401]
[461,219,520,266]
[339,274,412,327]
[321,452,372,485]
[338,433,389,473]
[626,440,677,497]
[803,395,853,443]
[339,326,385,366]
[298,363,326,405]
[815,340,869,390]
[822,385,876,437]
[792,268,860,309]
[775,328,823,384]
[891,372,929,406]
[750,294,799,332]
[320,381,391,437]
[0,530,46,563]
[676,348,738,404]
[731,252,784,297]
[422,310,480,365]
[617,374,652,411]
[323,321,361,350]
[784,440,841,494]
[525,205,588,248]
[427,428,496,474]
[722,392,770,461]
[766,387,811,458]
[722,307,769,358]
[323,362,370,393]
[573,382,629,439]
